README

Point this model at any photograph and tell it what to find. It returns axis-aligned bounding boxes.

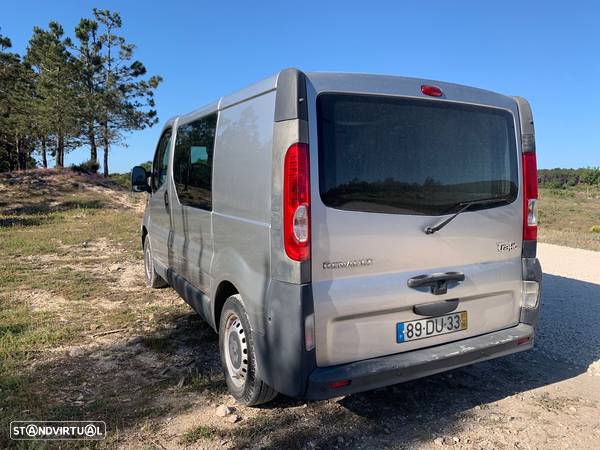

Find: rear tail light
[283,143,310,261]
[522,151,538,241]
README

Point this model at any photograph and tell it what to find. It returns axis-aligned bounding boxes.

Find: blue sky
[2,1,598,172]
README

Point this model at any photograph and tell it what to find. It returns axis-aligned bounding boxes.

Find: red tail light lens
[522,152,538,241]
[421,85,443,97]
[284,143,310,261]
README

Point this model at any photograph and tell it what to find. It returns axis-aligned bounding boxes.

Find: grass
[0,170,159,446]
[537,185,600,251]
[181,425,217,444]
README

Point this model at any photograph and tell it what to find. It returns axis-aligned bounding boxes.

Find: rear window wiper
[424,197,510,235]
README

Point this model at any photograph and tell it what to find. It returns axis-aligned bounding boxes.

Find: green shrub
[590,225,600,233]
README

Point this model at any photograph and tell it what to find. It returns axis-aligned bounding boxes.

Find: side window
[152,129,172,192]
[173,113,217,210]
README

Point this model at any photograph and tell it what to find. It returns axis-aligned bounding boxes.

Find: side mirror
[131,166,150,193]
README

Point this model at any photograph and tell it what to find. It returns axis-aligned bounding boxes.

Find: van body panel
[211,90,276,334]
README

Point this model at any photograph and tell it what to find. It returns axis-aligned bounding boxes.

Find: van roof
[164,68,515,128]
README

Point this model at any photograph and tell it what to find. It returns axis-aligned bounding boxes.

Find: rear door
[310,91,523,367]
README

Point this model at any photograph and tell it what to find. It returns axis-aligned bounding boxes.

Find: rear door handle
[407,271,465,295]
[164,190,169,211]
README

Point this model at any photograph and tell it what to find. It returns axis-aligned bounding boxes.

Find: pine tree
[25,22,80,168]
[93,9,162,176]
[73,18,102,163]
[0,31,38,171]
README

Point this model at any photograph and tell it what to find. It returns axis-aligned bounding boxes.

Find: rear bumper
[305,323,534,400]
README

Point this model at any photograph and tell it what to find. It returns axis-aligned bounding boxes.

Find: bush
[590,225,600,233]
[539,167,600,189]
[70,159,100,174]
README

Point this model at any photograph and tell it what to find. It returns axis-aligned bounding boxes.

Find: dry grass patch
[538,186,600,251]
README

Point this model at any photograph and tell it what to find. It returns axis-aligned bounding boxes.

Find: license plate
[396,311,468,343]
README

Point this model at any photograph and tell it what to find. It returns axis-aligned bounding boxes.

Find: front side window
[317,93,518,216]
[173,113,218,210]
[153,128,172,191]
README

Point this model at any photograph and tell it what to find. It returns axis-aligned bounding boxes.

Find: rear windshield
[317,93,518,216]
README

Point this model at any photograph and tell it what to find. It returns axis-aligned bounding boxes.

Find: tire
[143,236,167,288]
[219,295,278,406]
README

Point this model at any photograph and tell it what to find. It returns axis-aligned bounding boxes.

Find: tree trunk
[17,137,27,171]
[56,130,64,168]
[102,123,109,177]
[103,142,109,177]
[41,137,48,168]
[89,127,97,162]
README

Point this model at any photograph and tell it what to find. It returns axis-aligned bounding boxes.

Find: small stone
[215,404,233,417]
[89,324,100,330]
[69,347,84,358]
[568,406,577,413]
[434,437,445,446]
[226,414,240,423]
[474,405,481,411]
[76,394,84,401]
[452,436,460,444]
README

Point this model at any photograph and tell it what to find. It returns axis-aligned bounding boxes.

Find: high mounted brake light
[421,85,443,97]
[283,143,310,262]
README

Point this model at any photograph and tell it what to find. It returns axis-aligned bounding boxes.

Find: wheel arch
[213,280,239,332]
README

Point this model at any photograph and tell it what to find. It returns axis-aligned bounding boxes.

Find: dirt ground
[1,171,599,449]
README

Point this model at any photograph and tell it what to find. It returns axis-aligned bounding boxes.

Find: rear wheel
[143,236,167,288]
[219,295,277,406]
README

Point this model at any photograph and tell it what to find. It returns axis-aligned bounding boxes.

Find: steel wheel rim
[223,313,248,388]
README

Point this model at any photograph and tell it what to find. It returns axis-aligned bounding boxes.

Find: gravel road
[537,243,600,375]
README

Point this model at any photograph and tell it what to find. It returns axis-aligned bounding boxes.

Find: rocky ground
[0,170,599,449]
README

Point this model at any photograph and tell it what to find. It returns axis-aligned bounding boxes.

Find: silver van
[131,69,542,405]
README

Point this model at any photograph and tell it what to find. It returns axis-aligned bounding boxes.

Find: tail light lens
[522,151,538,241]
[284,143,310,261]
